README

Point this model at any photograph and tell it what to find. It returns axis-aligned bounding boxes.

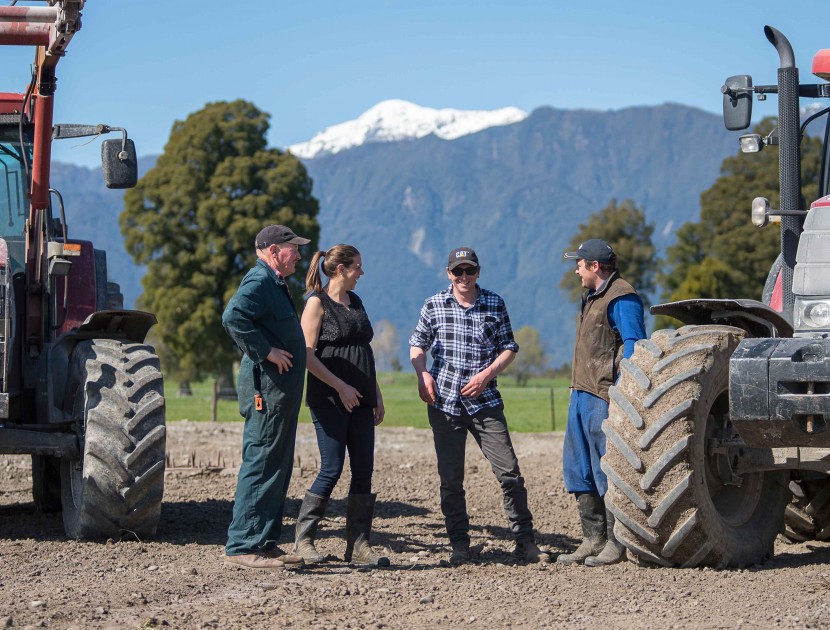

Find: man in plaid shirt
[409,247,550,566]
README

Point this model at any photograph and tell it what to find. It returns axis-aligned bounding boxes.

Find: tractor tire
[603,325,790,568]
[31,454,62,513]
[61,338,166,540]
[780,472,830,543]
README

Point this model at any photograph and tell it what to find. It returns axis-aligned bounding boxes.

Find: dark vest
[571,272,638,401]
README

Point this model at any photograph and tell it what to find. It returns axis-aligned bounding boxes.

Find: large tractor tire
[780,472,830,543]
[603,325,790,568]
[61,338,166,540]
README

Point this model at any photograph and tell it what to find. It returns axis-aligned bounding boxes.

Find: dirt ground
[2,420,830,629]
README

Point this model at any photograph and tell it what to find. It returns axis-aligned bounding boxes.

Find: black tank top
[305,290,378,410]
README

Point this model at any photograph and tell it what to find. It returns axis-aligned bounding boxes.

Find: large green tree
[506,325,547,386]
[120,100,320,386]
[560,199,656,303]
[660,117,822,304]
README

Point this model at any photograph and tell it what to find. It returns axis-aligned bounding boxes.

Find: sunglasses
[450,266,479,277]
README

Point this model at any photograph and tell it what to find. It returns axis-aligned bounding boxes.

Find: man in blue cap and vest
[558,238,645,567]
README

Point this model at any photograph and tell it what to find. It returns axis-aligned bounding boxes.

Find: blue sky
[5,0,828,167]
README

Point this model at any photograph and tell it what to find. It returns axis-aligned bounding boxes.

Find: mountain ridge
[53,102,741,367]
[304,102,738,366]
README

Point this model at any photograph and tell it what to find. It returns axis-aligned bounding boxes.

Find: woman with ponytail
[293,244,389,568]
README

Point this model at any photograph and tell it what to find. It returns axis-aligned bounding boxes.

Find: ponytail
[304,250,326,295]
[304,244,361,295]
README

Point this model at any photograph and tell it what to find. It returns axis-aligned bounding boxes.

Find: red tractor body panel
[55,241,98,335]
[770,269,783,312]
[0,93,25,114]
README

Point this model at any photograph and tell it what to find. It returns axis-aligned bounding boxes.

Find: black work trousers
[427,404,534,545]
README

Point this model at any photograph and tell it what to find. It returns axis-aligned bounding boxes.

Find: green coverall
[222,259,307,556]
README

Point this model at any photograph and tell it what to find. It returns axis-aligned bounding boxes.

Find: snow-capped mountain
[288,99,528,159]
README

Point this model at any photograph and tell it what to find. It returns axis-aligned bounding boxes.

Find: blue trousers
[563,389,608,496]
[308,405,375,498]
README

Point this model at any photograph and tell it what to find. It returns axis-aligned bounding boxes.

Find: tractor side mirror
[101,138,138,189]
[722,75,753,131]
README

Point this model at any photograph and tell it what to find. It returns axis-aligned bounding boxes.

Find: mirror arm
[104,127,131,161]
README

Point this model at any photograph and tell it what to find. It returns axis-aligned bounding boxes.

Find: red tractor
[0,1,165,539]
[604,26,830,568]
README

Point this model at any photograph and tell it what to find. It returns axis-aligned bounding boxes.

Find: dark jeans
[308,405,375,498]
[427,404,534,545]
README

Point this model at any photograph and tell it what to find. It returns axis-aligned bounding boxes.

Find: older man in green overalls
[223,224,310,571]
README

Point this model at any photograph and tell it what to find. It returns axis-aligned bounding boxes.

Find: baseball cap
[255,224,310,249]
[447,247,479,270]
[563,239,615,263]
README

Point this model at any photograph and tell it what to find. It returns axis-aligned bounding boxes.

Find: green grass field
[165,372,571,432]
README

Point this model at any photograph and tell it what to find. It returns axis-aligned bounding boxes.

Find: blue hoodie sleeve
[607,294,646,359]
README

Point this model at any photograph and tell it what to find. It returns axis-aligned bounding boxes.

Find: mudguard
[652,298,793,338]
[44,310,158,423]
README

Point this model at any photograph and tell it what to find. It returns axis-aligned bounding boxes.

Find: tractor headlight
[794,297,830,331]
[739,134,763,153]
[751,197,770,227]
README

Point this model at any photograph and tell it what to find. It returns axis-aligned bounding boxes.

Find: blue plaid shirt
[409,285,519,416]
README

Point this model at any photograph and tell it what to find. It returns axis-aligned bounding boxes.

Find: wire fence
[166,377,572,433]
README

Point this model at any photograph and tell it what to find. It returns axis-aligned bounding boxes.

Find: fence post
[212,379,218,423]
[550,387,555,431]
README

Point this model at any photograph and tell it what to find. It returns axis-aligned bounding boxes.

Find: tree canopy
[120,100,320,383]
[506,325,547,386]
[559,199,656,304]
[659,117,823,304]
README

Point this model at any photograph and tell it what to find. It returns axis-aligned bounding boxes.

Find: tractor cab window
[0,128,31,240]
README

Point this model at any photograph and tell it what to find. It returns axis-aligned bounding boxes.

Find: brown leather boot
[262,547,304,566]
[512,540,552,563]
[556,493,607,565]
[224,551,302,571]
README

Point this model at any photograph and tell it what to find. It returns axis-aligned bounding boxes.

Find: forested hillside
[53,104,740,366]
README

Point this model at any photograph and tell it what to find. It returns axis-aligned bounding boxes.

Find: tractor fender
[44,310,158,423]
[76,309,158,342]
[651,298,793,338]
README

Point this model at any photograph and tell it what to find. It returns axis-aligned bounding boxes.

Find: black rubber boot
[449,539,472,566]
[292,491,329,563]
[556,493,607,565]
[344,493,390,568]
[584,508,625,567]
